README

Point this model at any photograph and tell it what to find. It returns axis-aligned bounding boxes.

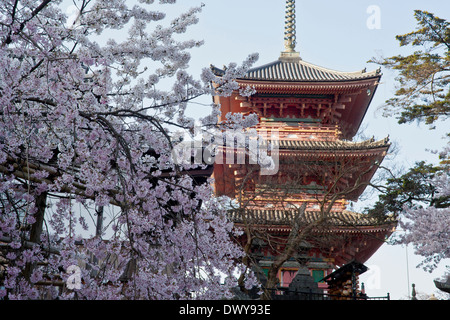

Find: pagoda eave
[229,76,380,139]
[235,77,380,95]
[229,209,397,231]
[232,222,396,235]
[230,209,396,266]
[276,141,390,154]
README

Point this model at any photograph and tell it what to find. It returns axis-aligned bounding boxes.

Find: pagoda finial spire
[284,0,296,52]
[281,0,300,60]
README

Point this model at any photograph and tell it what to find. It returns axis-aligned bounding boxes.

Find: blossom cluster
[396,141,450,272]
[0,0,260,299]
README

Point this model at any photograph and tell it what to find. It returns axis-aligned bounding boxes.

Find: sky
[173,0,449,300]
[62,0,450,299]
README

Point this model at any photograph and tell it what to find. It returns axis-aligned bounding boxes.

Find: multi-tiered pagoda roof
[213,57,380,83]
[211,0,397,293]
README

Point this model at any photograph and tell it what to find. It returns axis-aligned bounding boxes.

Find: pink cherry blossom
[0,0,259,299]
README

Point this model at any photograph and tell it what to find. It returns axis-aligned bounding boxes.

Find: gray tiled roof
[212,58,381,82]
[272,137,390,151]
[229,209,396,229]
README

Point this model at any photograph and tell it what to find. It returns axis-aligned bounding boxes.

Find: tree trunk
[96,206,104,237]
[29,192,47,244]
[237,230,253,293]
[24,192,48,282]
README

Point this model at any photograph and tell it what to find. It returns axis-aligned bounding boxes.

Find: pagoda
[211,1,396,294]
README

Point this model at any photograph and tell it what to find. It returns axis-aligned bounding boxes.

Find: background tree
[0,0,259,300]
[370,10,449,127]
[368,10,449,273]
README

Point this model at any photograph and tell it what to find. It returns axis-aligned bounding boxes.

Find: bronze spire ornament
[284,0,296,52]
[281,0,301,60]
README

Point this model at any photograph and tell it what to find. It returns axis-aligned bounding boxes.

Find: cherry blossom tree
[396,145,449,272]
[367,144,449,272]
[0,0,260,299]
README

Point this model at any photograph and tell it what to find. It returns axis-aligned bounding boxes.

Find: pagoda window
[265,105,279,118]
[304,176,318,185]
[283,105,299,118]
[302,104,317,119]
[311,269,325,283]
[245,179,255,192]
[280,269,297,288]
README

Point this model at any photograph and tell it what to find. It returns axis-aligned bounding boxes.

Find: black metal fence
[264,287,390,300]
